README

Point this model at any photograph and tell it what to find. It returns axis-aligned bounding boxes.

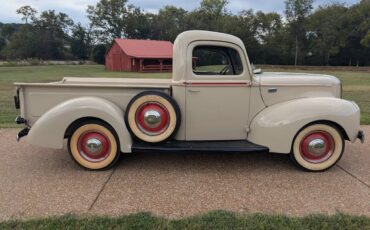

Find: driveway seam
[88,167,116,211]
[337,165,369,189]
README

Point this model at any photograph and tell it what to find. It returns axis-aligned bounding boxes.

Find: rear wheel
[291,123,344,171]
[68,120,120,170]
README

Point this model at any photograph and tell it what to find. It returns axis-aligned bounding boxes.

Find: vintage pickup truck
[14,30,364,171]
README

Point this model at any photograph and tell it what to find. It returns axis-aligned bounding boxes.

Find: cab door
[185,41,252,140]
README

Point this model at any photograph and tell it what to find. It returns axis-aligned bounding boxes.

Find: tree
[5,7,74,60]
[1,24,18,40]
[188,0,229,32]
[87,0,129,42]
[285,0,314,65]
[2,1,368,65]
[343,0,370,66]
[32,10,74,59]
[0,23,26,58]
[70,24,92,59]
[361,32,370,47]
[0,37,6,57]
[92,44,107,64]
[254,11,283,44]
[125,5,156,39]
[254,11,290,64]
[2,24,41,59]
[308,4,348,65]
[16,6,37,24]
[153,6,188,41]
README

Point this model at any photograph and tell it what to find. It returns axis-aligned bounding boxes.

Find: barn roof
[114,39,173,58]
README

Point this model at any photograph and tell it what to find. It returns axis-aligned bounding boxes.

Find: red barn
[105,39,173,72]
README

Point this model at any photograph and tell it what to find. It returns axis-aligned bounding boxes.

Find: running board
[131,140,269,153]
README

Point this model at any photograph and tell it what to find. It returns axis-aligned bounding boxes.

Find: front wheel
[68,120,120,170]
[291,123,344,171]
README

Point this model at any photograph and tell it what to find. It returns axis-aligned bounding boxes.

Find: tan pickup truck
[14,30,364,171]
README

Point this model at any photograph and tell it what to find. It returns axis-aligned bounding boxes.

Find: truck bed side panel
[20,85,170,126]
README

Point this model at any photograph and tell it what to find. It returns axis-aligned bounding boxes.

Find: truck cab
[14,30,364,171]
[172,31,256,141]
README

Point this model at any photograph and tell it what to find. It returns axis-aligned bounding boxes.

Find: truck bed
[14,77,172,126]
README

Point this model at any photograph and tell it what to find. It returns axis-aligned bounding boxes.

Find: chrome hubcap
[136,102,169,136]
[307,138,326,156]
[300,131,334,164]
[85,138,103,154]
[143,110,162,127]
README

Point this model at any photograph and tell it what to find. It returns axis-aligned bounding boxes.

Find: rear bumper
[15,116,26,124]
[15,115,29,142]
[357,130,365,144]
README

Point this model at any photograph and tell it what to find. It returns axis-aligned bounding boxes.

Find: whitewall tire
[291,123,344,171]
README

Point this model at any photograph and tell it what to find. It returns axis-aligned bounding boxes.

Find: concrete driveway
[0,127,369,220]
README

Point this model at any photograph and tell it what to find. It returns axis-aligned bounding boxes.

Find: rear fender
[27,97,132,153]
[247,97,360,153]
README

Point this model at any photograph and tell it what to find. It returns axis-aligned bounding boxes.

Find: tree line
[0,0,369,66]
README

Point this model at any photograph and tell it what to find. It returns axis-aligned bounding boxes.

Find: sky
[0,0,359,25]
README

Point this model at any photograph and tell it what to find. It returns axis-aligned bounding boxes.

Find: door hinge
[245,127,250,133]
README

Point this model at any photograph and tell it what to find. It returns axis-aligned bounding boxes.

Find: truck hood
[256,72,341,106]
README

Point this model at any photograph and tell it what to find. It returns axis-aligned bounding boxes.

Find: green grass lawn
[1,211,369,229]
[0,64,369,127]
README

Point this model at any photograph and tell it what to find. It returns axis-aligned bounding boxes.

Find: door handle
[188,89,200,93]
[268,88,277,93]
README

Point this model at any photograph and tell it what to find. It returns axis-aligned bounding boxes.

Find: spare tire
[125,91,181,143]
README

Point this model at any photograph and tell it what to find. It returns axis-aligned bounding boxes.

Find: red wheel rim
[300,131,335,164]
[77,132,111,162]
[135,102,170,136]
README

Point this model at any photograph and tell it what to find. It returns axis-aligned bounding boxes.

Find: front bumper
[357,130,365,144]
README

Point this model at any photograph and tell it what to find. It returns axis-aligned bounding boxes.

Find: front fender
[27,97,132,153]
[247,97,360,153]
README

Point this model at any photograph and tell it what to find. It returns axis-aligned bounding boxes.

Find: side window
[192,46,243,75]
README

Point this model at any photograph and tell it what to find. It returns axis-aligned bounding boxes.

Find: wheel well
[299,120,350,141]
[64,117,112,139]
[290,120,349,154]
